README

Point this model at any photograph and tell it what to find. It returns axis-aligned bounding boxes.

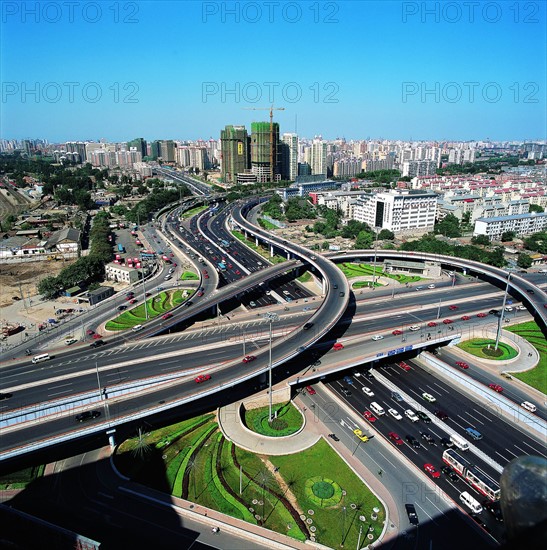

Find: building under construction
[220,125,250,184]
[251,121,280,183]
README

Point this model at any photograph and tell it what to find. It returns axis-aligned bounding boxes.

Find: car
[333,342,344,350]
[415,286,423,291]
[489,309,501,316]
[422,392,436,402]
[391,391,404,402]
[455,361,469,369]
[427,321,437,327]
[465,427,483,440]
[489,383,503,393]
[427,284,435,289]
[434,410,449,420]
[197,291,204,297]
[202,269,207,274]
[343,376,355,386]
[388,408,402,420]
[420,431,435,445]
[526,289,535,294]
[483,500,504,522]
[126,295,134,301]
[242,355,256,363]
[0,392,13,400]
[145,292,151,297]
[398,361,411,372]
[409,325,420,331]
[340,388,352,396]
[392,329,403,335]
[75,410,101,422]
[65,338,78,345]
[441,466,460,482]
[162,313,173,320]
[405,435,421,448]
[305,385,316,395]
[364,370,374,380]
[235,270,241,275]
[186,300,193,307]
[461,315,470,321]
[92,333,102,339]
[117,305,127,311]
[86,329,95,335]
[303,322,314,330]
[388,432,404,445]
[516,305,527,311]
[424,463,440,478]
[405,503,419,525]
[416,411,431,423]
[477,312,487,317]
[90,340,106,348]
[440,437,453,448]
[442,319,453,324]
[371,335,384,341]
[129,299,137,304]
[195,374,211,383]
[504,306,513,312]
[448,305,458,311]
[328,433,340,441]
[249,301,257,308]
[353,428,369,442]
[362,386,375,397]
[303,306,311,312]
[405,409,419,422]
[363,410,377,422]
[204,274,209,279]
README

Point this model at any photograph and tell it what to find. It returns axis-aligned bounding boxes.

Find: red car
[398,361,411,372]
[389,432,404,445]
[427,321,437,327]
[129,299,137,304]
[392,329,403,335]
[449,305,458,311]
[456,361,469,369]
[305,386,316,395]
[242,355,256,363]
[92,333,102,339]
[197,291,204,297]
[363,410,377,422]
[145,292,151,297]
[333,343,344,350]
[204,274,209,279]
[162,313,172,320]
[477,312,487,318]
[86,329,95,335]
[424,463,441,479]
[195,374,211,383]
[443,319,453,324]
[461,315,470,321]
[125,295,134,301]
[489,383,503,393]
[202,269,207,274]
[235,270,241,275]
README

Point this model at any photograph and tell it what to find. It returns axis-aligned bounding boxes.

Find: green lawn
[231,230,286,264]
[105,289,193,331]
[181,205,208,219]
[243,402,303,437]
[115,415,384,547]
[457,339,518,360]
[0,464,45,490]
[505,321,547,394]
[297,271,312,283]
[181,271,198,280]
[258,218,279,231]
[339,262,422,284]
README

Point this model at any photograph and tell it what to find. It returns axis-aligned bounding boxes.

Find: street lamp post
[494,272,511,351]
[262,312,279,423]
[371,227,379,289]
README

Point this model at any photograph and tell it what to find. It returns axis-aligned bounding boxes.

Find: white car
[371,335,384,341]
[428,284,435,289]
[405,409,419,422]
[362,386,375,397]
[422,392,436,403]
[409,325,420,331]
[505,306,513,311]
[388,408,402,420]
[516,305,527,311]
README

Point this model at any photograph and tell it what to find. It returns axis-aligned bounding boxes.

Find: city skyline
[1,1,545,142]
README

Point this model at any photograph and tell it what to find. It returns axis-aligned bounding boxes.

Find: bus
[117,243,125,253]
[442,449,500,501]
[32,353,50,364]
[217,262,226,271]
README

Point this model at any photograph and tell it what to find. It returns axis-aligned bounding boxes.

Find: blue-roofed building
[474,212,547,240]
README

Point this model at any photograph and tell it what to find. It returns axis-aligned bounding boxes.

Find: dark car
[483,500,504,522]
[416,411,431,423]
[90,340,106,348]
[435,410,449,420]
[441,466,459,482]
[405,504,419,526]
[0,392,13,400]
[75,410,101,422]
[405,435,421,449]
[470,514,492,533]
[420,431,435,445]
[340,388,352,396]
[303,322,314,330]
[117,305,127,311]
[440,437,453,448]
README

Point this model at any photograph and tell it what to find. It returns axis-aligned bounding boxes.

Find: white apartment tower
[310,138,328,176]
[282,133,299,181]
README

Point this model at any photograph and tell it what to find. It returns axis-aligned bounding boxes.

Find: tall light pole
[494,272,511,351]
[262,312,279,423]
[371,227,380,289]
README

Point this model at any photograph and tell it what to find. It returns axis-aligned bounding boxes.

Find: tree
[500,231,516,242]
[378,229,395,240]
[529,204,544,213]
[471,234,490,246]
[354,230,373,249]
[523,231,547,254]
[516,253,533,269]
[321,241,330,250]
[434,214,461,238]
[38,276,61,299]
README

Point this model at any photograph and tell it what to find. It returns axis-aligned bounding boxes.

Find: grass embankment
[231,230,286,264]
[243,402,303,437]
[115,415,384,547]
[181,271,198,280]
[506,321,547,394]
[258,218,279,231]
[0,465,45,490]
[457,339,518,360]
[339,262,422,285]
[181,205,208,219]
[105,289,192,330]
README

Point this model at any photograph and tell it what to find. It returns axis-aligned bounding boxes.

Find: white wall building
[474,212,547,241]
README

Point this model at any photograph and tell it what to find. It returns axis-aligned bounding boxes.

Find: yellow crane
[243,105,285,182]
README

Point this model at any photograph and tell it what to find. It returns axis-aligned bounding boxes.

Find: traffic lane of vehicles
[326,379,505,543]
[378,359,547,467]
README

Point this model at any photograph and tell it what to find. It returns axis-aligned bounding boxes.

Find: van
[370,402,385,416]
[459,491,483,514]
[405,409,419,422]
[31,353,50,364]
[465,427,483,440]
[132,324,144,332]
[521,401,537,413]
[450,433,470,451]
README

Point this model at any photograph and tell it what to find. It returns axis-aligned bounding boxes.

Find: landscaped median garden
[115,413,385,548]
[105,289,193,331]
[243,402,303,437]
[339,262,422,287]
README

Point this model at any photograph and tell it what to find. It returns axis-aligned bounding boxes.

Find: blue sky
[1,1,545,142]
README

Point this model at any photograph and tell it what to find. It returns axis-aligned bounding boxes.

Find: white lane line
[519,440,546,456]
[415,502,437,524]
[432,381,450,394]
[425,496,447,516]
[48,383,72,389]
[504,448,519,459]
[49,389,72,396]
[471,409,491,421]
[495,450,510,463]
[376,450,397,469]
[464,412,484,425]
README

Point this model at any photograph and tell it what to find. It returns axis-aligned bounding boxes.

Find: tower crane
[243,105,285,182]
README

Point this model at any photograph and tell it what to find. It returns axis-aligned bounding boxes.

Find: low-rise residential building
[474,212,547,241]
[105,262,141,284]
[45,227,80,256]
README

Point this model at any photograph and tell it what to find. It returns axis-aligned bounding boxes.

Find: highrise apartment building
[310,138,327,177]
[220,125,250,183]
[281,133,298,181]
[251,122,279,183]
[127,138,147,158]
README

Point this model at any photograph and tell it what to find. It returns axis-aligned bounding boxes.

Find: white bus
[31,353,50,364]
[450,433,470,451]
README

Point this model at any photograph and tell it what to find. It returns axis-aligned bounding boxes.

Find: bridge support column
[286,251,291,260]
[270,244,274,257]
[107,429,116,449]
[255,236,259,247]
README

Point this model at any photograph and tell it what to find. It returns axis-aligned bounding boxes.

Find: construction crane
[243,105,285,182]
